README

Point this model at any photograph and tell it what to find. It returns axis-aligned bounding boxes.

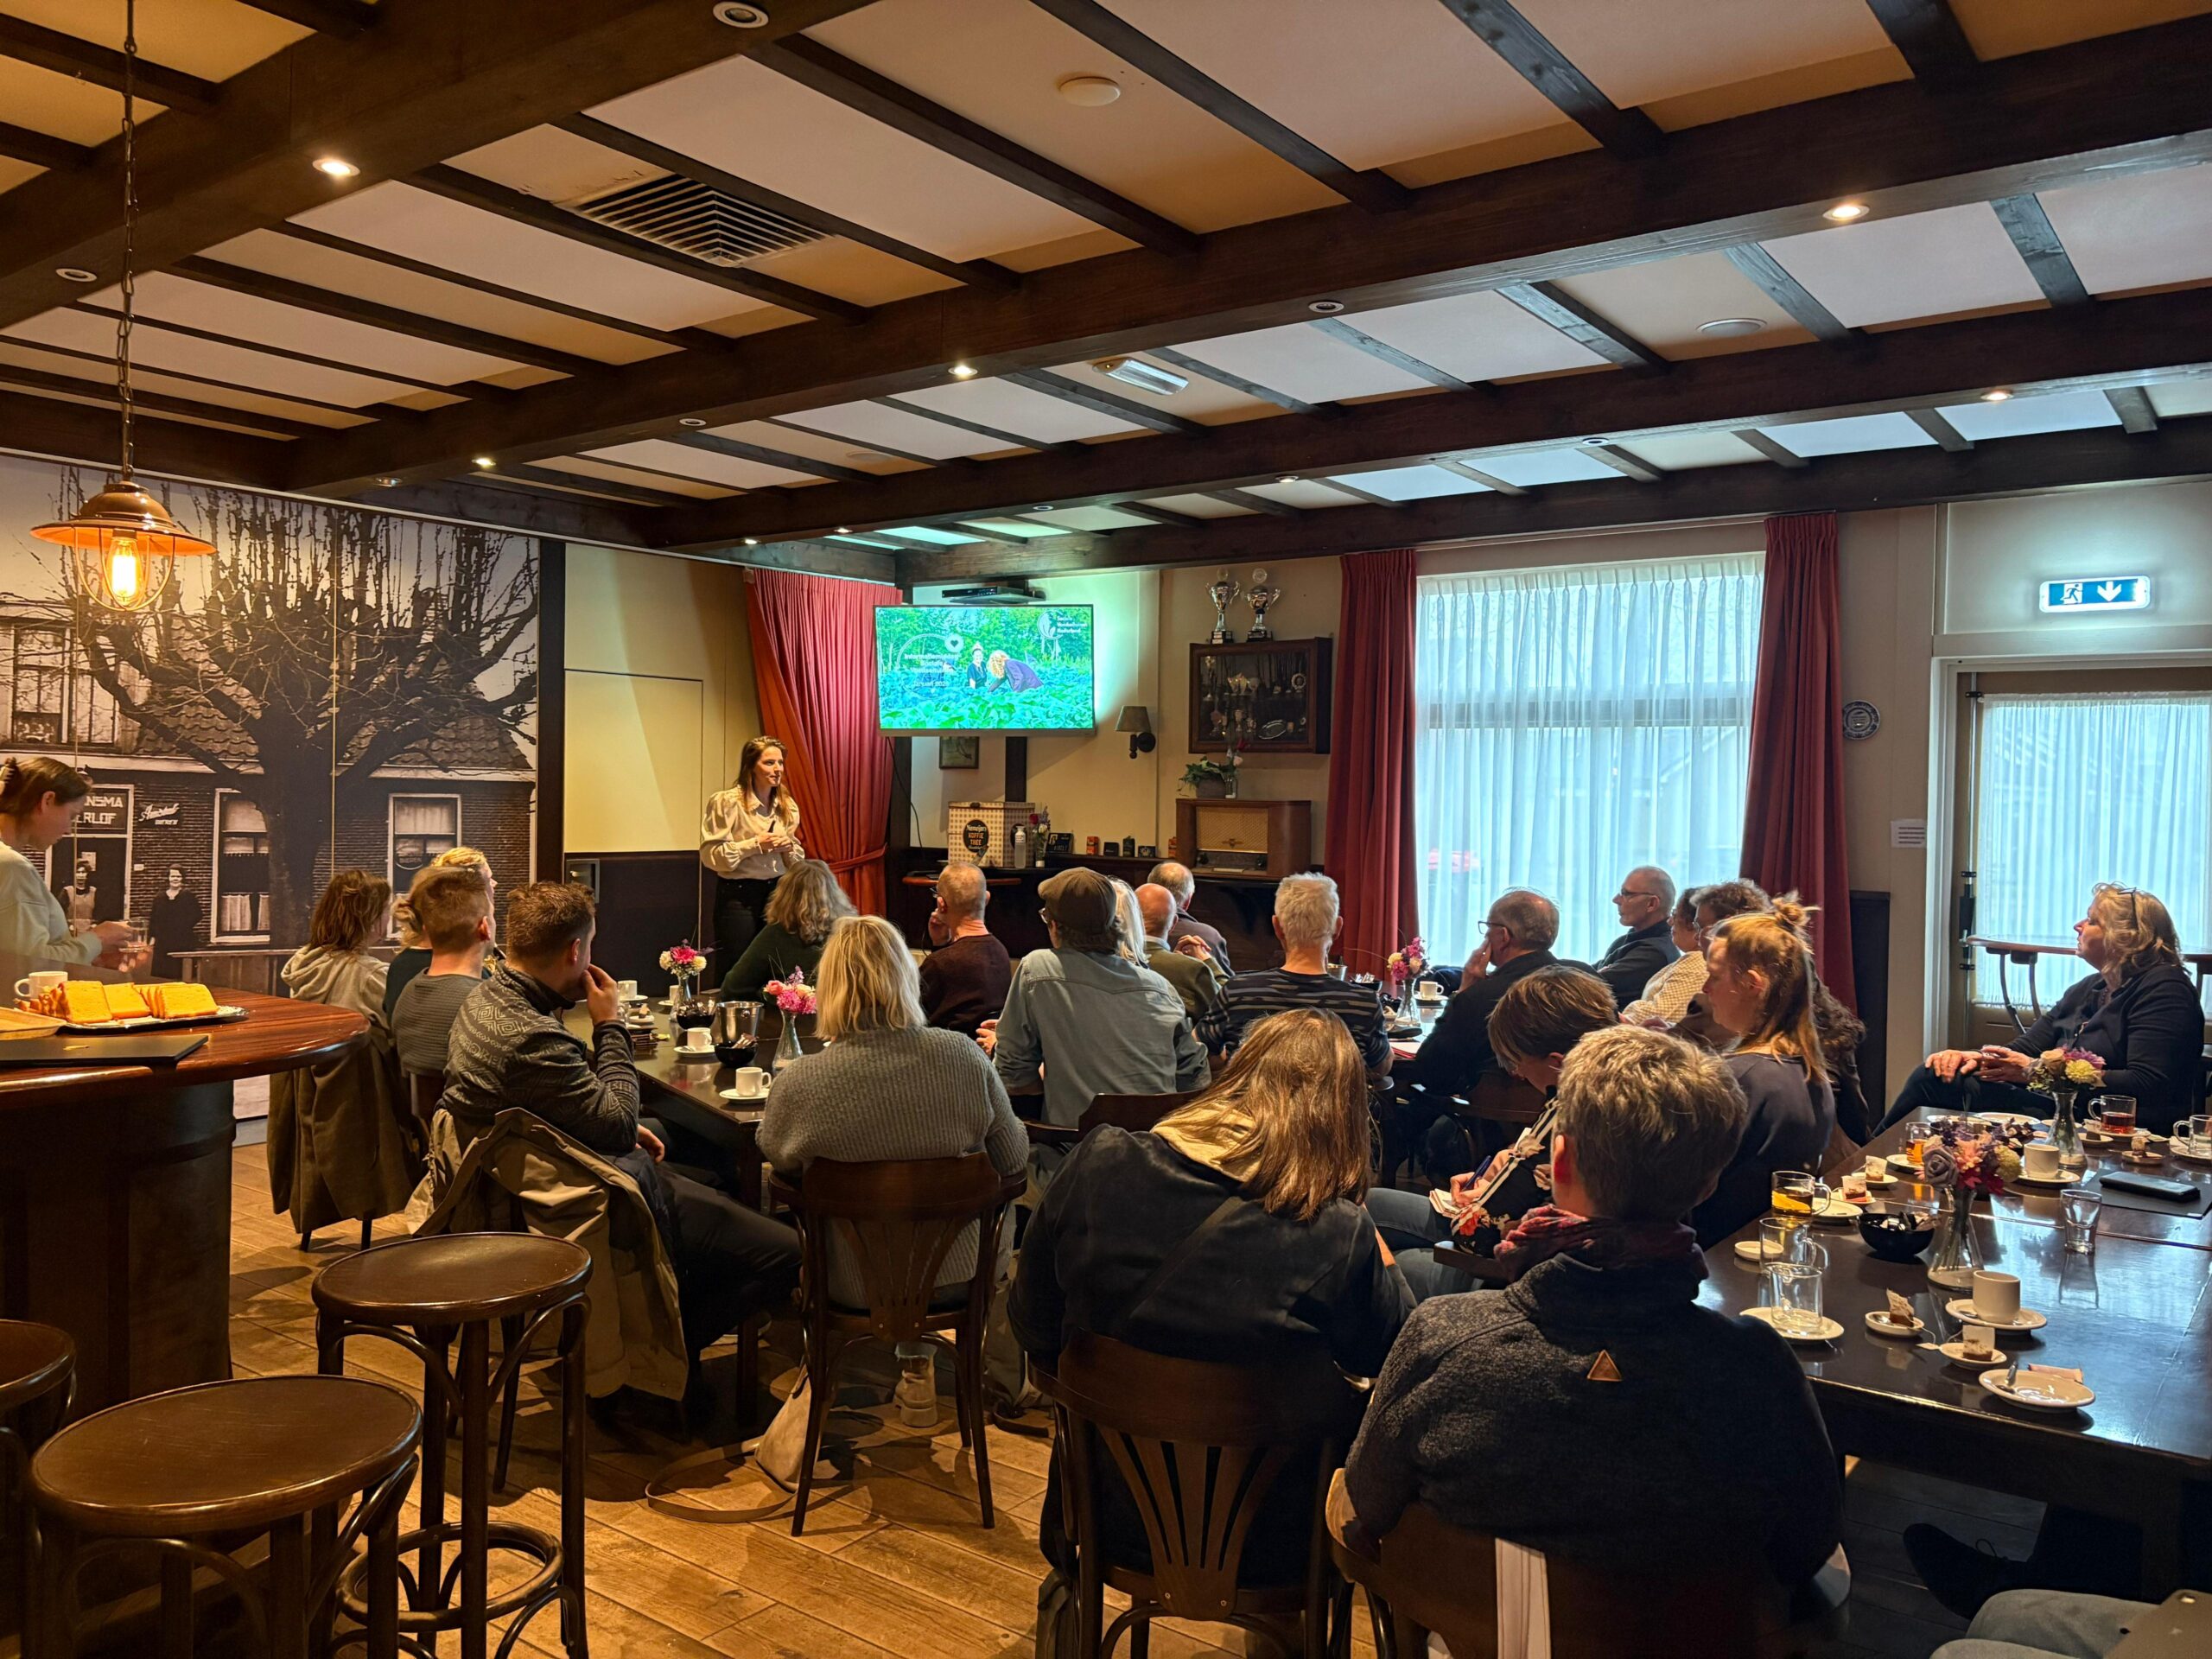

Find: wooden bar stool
[0,1321,74,1642]
[29,1375,417,1659]
[312,1234,591,1659]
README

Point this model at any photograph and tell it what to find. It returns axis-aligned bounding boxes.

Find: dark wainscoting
[563,850,710,995]
[1849,889,1891,1108]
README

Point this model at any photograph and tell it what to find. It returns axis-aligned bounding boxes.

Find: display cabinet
[1187,638,1332,754]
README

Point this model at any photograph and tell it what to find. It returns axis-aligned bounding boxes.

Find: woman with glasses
[1880,883,2203,1133]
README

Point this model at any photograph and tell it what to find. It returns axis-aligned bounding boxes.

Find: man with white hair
[919,861,1011,1037]
[1147,860,1231,970]
[1592,865,1680,1008]
[1197,873,1389,1079]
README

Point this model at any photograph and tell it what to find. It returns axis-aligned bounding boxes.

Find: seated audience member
[1592,865,1680,1007]
[758,915,1028,1470]
[918,861,1011,1038]
[390,863,493,1077]
[383,846,499,1021]
[991,868,1207,1132]
[442,881,798,1369]
[1620,886,1709,1027]
[719,858,853,1001]
[1147,859,1230,969]
[282,870,392,1027]
[1198,873,1389,1079]
[1882,882,2202,1134]
[1339,1026,1841,1597]
[1932,1591,2164,1659]
[1691,900,1838,1246]
[1368,965,1619,1300]
[1136,882,1225,1019]
[1108,876,1147,965]
[1012,1009,1413,1601]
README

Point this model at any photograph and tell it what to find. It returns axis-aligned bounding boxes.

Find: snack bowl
[1859,1208,1934,1262]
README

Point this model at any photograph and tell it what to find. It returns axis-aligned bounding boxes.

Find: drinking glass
[2185,1114,2212,1159]
[2059,1185,2101,1255]
[1770,1170,1823,1230]
[1757,1217,1804,1265]
[2097,1095,2138,1136]
[1764,1242,1827,1337]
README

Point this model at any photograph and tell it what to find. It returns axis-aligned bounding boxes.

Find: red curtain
[1324,549,1421,973]
[1741,512,1856,1004]
[745,569,897,915]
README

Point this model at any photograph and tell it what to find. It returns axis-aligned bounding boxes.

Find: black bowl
[1859,1209,1934,1261]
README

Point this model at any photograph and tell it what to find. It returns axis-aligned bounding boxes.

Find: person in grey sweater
[1342,1025,1841,1593]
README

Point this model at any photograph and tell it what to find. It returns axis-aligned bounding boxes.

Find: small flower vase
[774,1012,804,1070]
[2049,1086,2085,1174]
[1926,1187,1980,1289]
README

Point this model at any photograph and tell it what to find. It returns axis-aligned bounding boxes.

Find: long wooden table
[0,951,364,1410]
[1700,1113,2212,1593]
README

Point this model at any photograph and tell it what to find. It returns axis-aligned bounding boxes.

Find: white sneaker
[894,1360,939,1429]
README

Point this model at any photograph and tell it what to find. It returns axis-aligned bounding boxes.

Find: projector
[940,583,1046,605]
[1092,356,1188,397]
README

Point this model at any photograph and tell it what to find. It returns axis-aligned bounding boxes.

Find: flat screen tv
[875,604,1096,734]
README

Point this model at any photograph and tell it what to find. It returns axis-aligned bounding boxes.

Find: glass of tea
[1770,1169,1824,1230]
[2096,1095,2137,1137]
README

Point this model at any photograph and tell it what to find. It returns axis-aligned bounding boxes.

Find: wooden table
[0,952,364,1412]
[1703,1114,2212,1592]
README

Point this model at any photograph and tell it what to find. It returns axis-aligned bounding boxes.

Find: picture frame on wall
[938,734,981,769]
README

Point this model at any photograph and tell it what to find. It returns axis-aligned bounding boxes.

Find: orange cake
[61,982,112,1024]
[104,982,151,1020]
[146,982,219,1020]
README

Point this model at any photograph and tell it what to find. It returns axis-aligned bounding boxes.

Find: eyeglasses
[2091,883,2142,929]
[1616,888,1660,902]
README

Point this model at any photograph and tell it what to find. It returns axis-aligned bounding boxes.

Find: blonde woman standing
[0,757,140,967]
[701,735,804,979]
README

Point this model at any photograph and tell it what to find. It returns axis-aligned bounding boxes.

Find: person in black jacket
[1590,865,1681,1008]
[1880,883,2203,1134]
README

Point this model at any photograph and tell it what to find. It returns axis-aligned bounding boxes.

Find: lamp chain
[116,0,138,482]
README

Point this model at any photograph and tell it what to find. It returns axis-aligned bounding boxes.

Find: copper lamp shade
[32,479,214,613]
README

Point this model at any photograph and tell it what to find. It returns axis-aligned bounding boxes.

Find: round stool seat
[31,1376,419,1538]
[313,1233,592,1325]
[0,1319,73,1414]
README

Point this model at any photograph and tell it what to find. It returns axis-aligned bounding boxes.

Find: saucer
[718,1086,769,1104]
[2012,1170,2076,1189]
[1733,1239,1788,1265]
[674,1045,718,1061]
[1743,1306,1843,1344]
[1974,1112,2041,1129]
[2121,1151,2168,1167]
[1980,1370,2094,1412]
[1810,1196,1859,1225]
[1864,1311,1923,1339]
[1938,1340,2008,1370]
[1944,1299,2048,1333]
[1857,1169,1897,1188]
[1885,1154,1925,1176]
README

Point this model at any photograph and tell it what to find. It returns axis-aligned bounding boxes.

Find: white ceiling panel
[0,58,143,146]
[1046,356,1276,423]
[1759,203,2046,327]
[1755,412,1937,457]
[2037,167,2212,297]
[702,421,925,475]
[1951,0,2212,59]
[1936,390,2121,441]
[1337,466,1489,501]
[1176,322,1433,404]
[589,54,1104,264]
[2146,379,2212,418]
[1350,290,1609,382]
[734,238,953,307]
[535,457,733,499]
[1548,252,1817,359]
[0,157,38,196]
[584,440,823,490]
[1511,0,1896,107]
[1463,448,1623,486]
[1140,493,1254,518]
[954,517,1076,539]
[1239,480,1361,511]
[1097,0,1574,172]
[7,308,423,409]
[897,378,1144,443]
[10,1,306,80]
[871,526,986,545]
[128,272,522,385]
[1619,432,1764,470]
[1027,505,1157,531]
[0,342,359,428]
[779,402,1014,460]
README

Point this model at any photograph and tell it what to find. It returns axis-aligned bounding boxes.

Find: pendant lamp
[31,0,214,610]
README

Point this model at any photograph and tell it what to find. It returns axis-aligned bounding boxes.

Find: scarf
[1492,1205,1701,1281]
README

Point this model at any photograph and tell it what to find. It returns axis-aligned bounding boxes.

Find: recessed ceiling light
[1980,388,2013,403]
[1058,74,1122,108]
[472,456,495,468]
[54,266,99,283]
[949,362,978,379]
[314,157,360,180]
[743,537,759,546]
[374,476,400,488]
[678,416,707,428]
[1697,316,1767,339]
[1308,300,1345,315]
[711,2,771,28]
[836,526,850,534]
[1823,200,1870,223]
[1033,505,1054,512]
[1580,437,1609,448]
[1277,475,1300,485]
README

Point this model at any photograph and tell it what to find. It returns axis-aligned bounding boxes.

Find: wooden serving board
[51,1005,251,1037]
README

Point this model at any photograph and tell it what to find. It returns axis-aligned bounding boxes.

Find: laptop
[0,1033,209,1066]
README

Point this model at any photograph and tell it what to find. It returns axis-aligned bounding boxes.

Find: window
[1414,554,1764,965]
[1971,692,2211,1002]
[213,791,271,938]
[390,794,460,893]
[0,621,132,748]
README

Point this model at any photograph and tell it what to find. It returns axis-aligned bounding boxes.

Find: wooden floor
[229,1139,2027,1658]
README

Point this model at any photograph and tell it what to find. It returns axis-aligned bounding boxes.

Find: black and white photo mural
[0,454,539,970]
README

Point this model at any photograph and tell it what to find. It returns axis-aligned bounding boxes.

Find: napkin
[1882,1292,1915,1325]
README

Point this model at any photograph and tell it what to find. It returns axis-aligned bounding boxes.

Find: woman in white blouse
[699,735,804,979]
[0,756,140,967]
[1620,886,1708,1027]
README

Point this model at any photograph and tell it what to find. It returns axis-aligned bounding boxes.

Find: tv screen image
[875,604,1096,734]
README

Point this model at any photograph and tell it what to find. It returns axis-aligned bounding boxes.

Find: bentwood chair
[1023,1089,1200,1153]
[1041,1332,1366,1659]
[771,1154,1027,1535]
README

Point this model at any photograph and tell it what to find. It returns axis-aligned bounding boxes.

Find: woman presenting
[700,735,804,980]
[0,757,141,968]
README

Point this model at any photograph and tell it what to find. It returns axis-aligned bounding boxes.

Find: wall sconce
[1116,704,1156,760]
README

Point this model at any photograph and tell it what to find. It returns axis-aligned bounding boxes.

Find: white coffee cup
[13,969,66,1001]
[617,978,639,1000]
[681,1025,712,1052]
[734,1065,766,1096]
[2023,1142,2061,1180]
[1971,1269,2021,1324]
[1962,1322,1995,1359]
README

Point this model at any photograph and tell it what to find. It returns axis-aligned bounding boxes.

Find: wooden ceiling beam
[1309,476,1407,507]
[0,0,879,327]
[477,461,697,509]
[1433,1,1663,158]
[1722,246,1855,344]
[232,1,380,35]
[0,120,88,171]
[647,286,2212,547]
[672,431,876,483]
[75,300,471,400]
[0,385,286,486]
[1904,407,1974,451]
[1434,460,1526,494]
[890,418,2212,582]
[0,334,370,420]
[340,476,650,545]
[1732,429,1809,469]
[875,396,1079,455]
[1309,317,1474,392]
[0,16,220,114]
[0,363,326,441]
[1109,499,1207,528]
[754,35,1198,257]
[1207,488,1300,518]
[1581,442,1662,482]
[2105,388,2158,434]
[1144,346,1323,416]
[276,14,2212,493]
[1991,194,2091,308]
[1001,368,1205,436]
[1026,0,1413,213]
[1497,281,1667,372]
[1865,0,1981,88]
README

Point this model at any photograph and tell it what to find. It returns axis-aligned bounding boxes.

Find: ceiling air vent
[568,174,824,268]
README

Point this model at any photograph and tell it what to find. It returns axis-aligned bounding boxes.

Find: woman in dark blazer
[1883,884,2203,1133]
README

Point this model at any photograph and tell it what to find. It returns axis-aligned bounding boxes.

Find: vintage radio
[1174,798,1313,880]
[945,801,1039,868]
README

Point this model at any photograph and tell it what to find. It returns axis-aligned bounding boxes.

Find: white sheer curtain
[1973,692,2211,1001]
[1414,554,1764,966]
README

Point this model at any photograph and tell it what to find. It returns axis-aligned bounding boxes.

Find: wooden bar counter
[0,951,365,1412]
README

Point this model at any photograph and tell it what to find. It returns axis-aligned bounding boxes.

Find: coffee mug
[733,1065,766,1096]
[14,969,65,1001]
[1972,1269,2021,1323]
[1962,1322,1995,1359]
[2023,1142,2061,1180]
[681,1026,713,1051]
[617,978,639,999]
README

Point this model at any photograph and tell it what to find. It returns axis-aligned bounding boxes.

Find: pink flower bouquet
[762,969,817,1017]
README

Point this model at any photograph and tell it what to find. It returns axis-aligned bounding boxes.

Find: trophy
[1206,573,1241,645]
[1245,569,1282,641]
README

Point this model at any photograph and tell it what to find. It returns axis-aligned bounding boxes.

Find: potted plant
[1182,758,1236,799]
